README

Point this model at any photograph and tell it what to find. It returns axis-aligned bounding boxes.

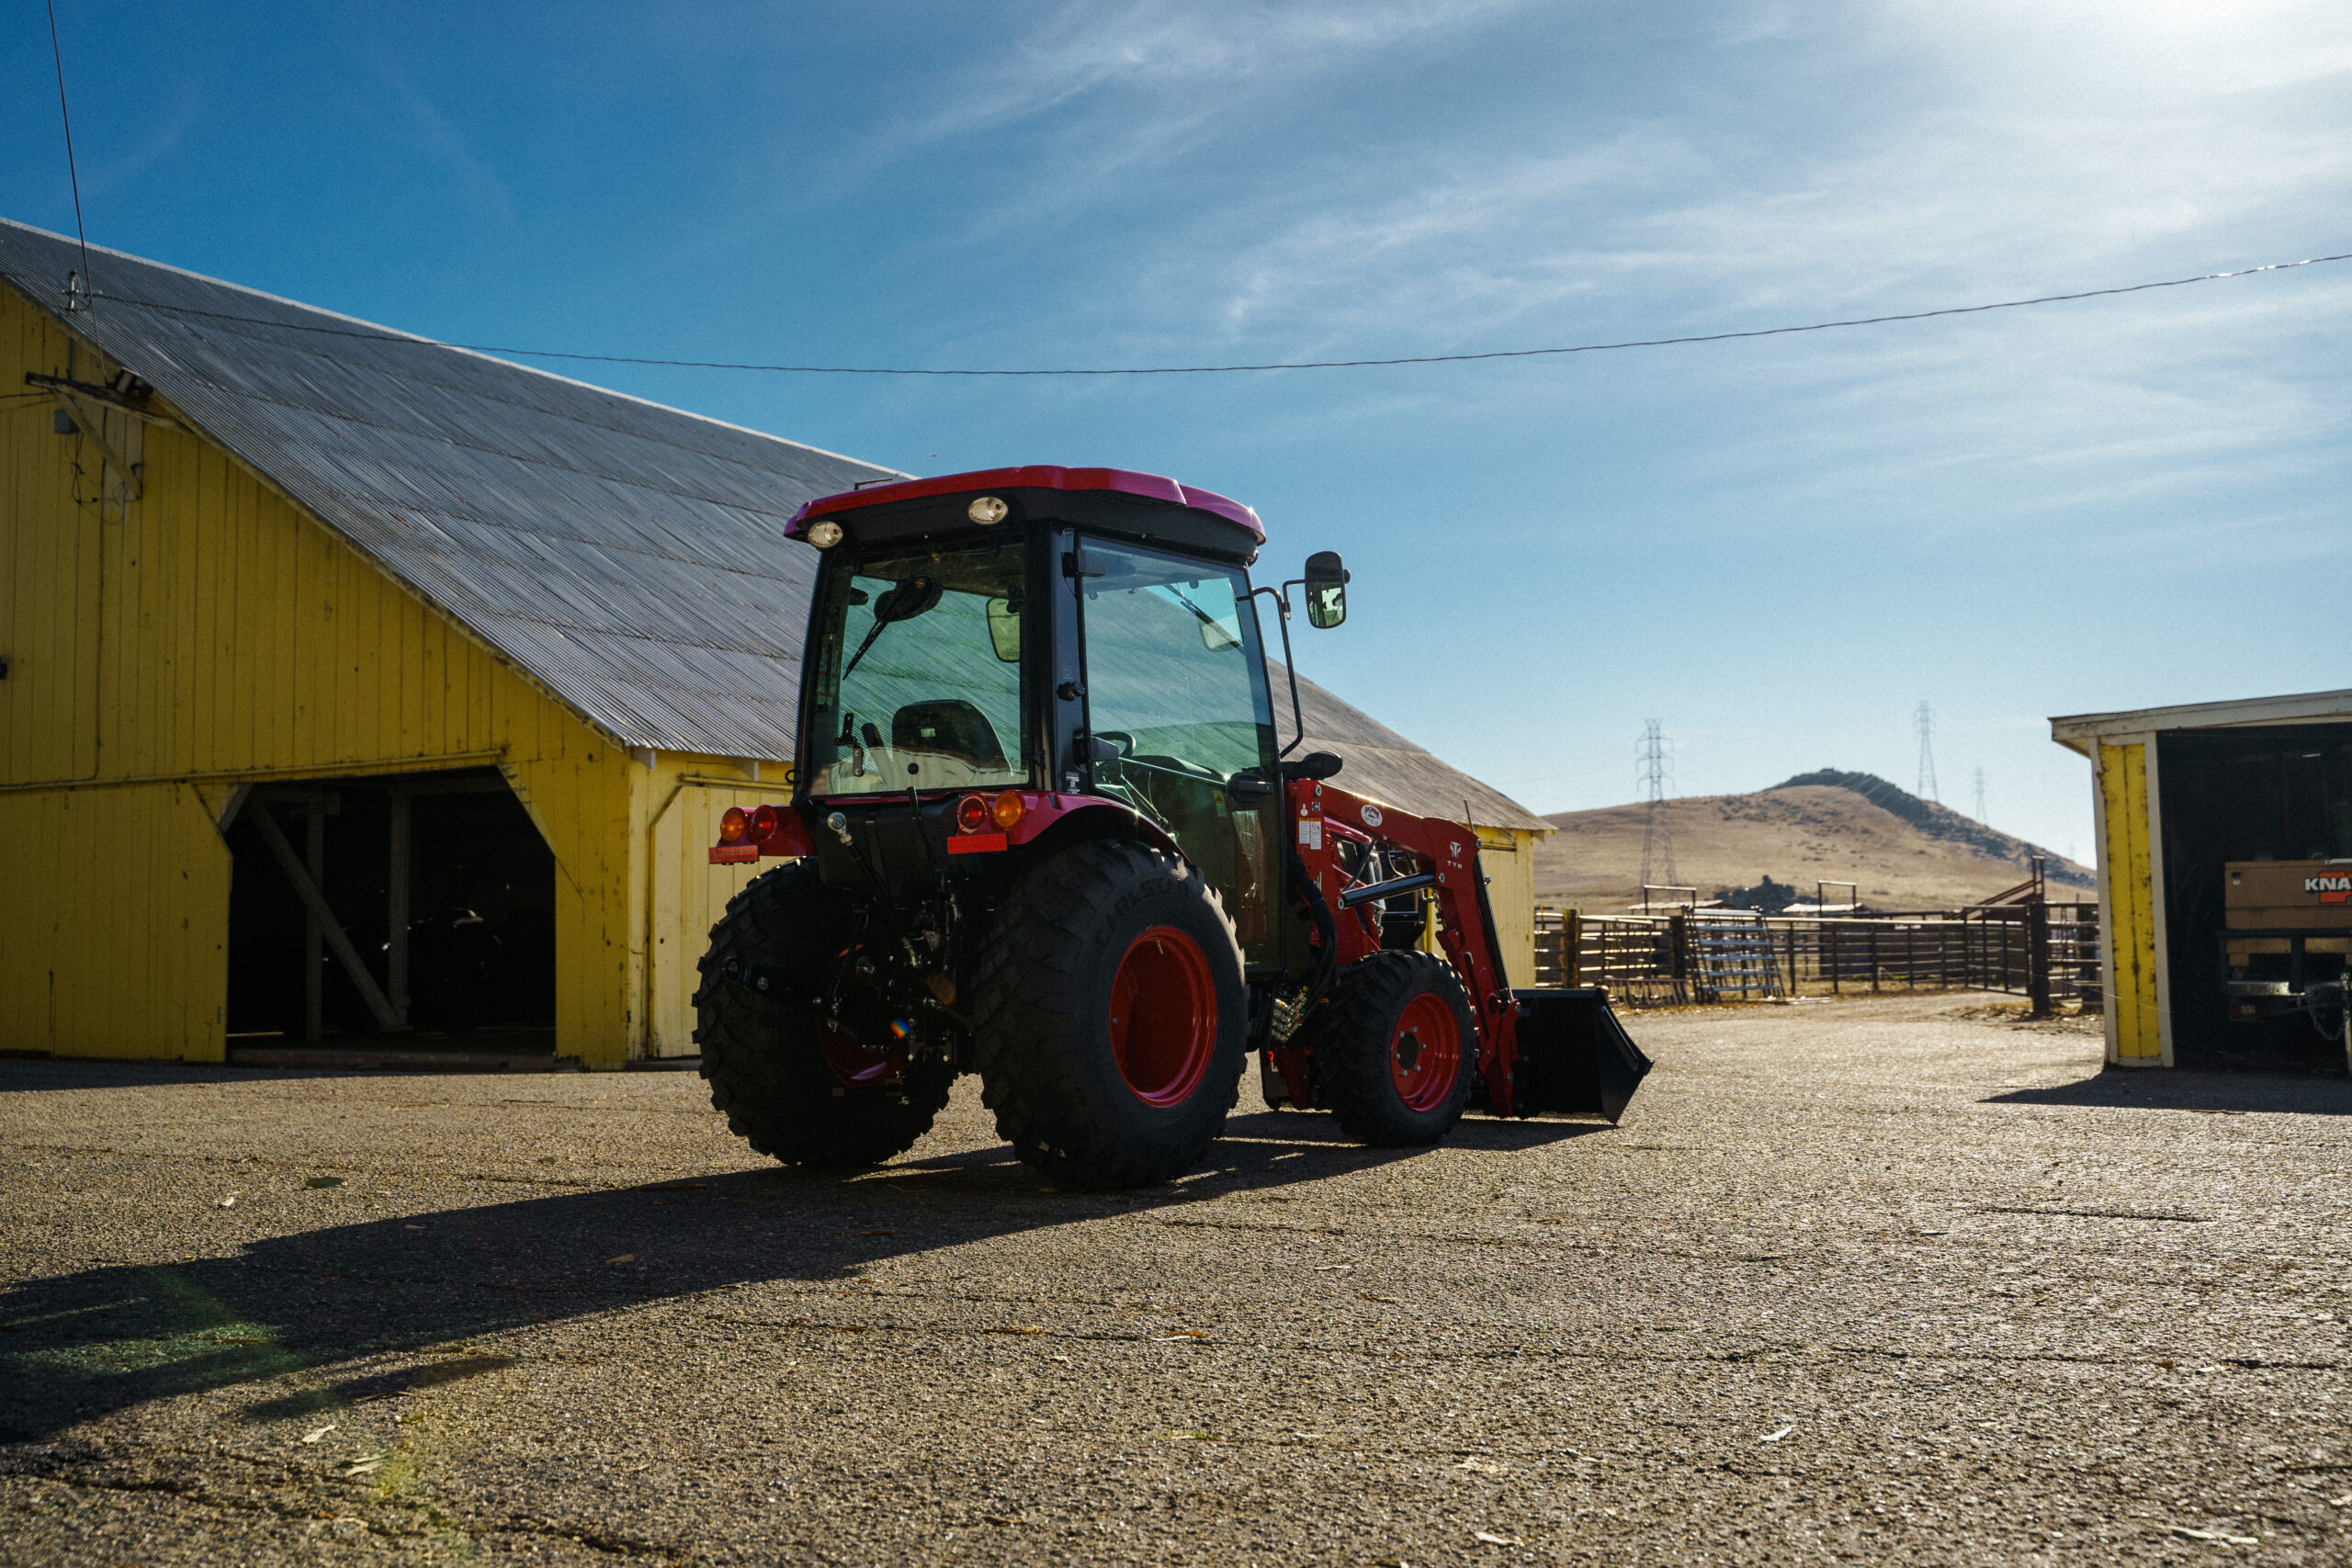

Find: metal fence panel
[1534,903,2101,1010]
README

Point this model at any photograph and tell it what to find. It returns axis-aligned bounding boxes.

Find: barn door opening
[2159,725,2352,1066]
[223,767,556,1050]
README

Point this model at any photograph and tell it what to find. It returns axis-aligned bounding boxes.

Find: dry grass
[1536,784,2094,911]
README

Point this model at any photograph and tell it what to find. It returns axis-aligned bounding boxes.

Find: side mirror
[986,596,1022,662]
[1303,550,1348,629]
[1282,750,1344,782]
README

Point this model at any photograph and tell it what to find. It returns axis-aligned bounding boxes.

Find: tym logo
[2306,874,2352,904]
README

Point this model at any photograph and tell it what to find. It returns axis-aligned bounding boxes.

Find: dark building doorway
[224,768,557,1048]
[2159,725,2352,1064]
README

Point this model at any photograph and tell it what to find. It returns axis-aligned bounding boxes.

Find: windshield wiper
[841,575,944,682]
[1156,585,1238,647]
[841,617,893,682]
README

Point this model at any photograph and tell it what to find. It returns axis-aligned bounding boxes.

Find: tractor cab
[777,468,1312,969]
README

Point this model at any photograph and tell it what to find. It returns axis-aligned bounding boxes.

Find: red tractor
[699,467,1647,1187]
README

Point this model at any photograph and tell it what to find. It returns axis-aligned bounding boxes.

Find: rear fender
[1012,798,1185,864]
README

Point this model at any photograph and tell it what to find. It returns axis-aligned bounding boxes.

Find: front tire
[1312,951,1476,1146]
[693,863,953,1168]
[971,840,1248,1189]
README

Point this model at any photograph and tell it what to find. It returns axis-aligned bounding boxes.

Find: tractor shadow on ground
[1984,1067,2352,1116]
[0,1104,1611,1443]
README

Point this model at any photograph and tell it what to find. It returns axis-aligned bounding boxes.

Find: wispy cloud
[822,0,1542,218]
[374,65,517,229]
[898,0,2351,529]
[899,0,1535,138]
[84,118,192,197]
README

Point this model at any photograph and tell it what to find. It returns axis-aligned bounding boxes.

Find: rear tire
[1313,950,1476,1146]
[971,840,1247,1189]
[693,863,953,1168]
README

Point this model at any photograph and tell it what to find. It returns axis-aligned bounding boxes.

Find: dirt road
[6,996,2349,1564]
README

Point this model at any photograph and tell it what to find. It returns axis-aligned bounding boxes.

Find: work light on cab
[967,496,1008,525]
[718,807,750,844]
[806,521,843,548]
[955,795,990,834]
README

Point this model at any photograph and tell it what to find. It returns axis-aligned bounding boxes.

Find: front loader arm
[1284,779,1526,1113]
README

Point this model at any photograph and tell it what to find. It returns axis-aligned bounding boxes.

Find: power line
[43,0,93,312]
[39,248,2351,378]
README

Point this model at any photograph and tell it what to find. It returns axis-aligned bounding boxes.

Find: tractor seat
[891,700,1008,771]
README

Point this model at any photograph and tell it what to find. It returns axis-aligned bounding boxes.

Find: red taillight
[991,790,1027,831]
[751,805,782,842]
[718,807,749,844]
[955,795,989,833]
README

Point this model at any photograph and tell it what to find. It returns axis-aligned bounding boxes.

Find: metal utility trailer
[695,466,1649,1187]
[2222,860,2351,1043]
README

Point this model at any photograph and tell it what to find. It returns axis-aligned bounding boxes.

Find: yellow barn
[1,221,1549,1067]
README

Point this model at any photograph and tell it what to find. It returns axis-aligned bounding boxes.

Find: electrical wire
[44,0,94,310]
[30,250,2352,378]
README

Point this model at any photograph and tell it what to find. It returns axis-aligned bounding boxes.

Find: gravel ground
[6,994,2352,1566]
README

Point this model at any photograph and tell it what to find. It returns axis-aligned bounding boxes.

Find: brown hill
[1533,771,2095,911]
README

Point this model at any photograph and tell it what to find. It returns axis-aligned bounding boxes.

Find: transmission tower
[1915,701,1939,802]
[1973,766,1986,824]
[1637,719,1679,893]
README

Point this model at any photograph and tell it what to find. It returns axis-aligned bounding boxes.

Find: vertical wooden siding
[0,784,228,1058]
[1472,826,1540,987]
[1,286,643,1066]
[647,772,775,1055]
[2099,741,2163,1062]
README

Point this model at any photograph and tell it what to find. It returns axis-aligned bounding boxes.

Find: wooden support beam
[45,392,143,502]
[22,371,180,426]
[387,773,512,796]
[248,803,406,1035]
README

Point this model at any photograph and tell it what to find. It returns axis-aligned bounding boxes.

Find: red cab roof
[786,465,1265,544]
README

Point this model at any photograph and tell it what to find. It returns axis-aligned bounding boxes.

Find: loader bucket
[1508,988,1653,1123]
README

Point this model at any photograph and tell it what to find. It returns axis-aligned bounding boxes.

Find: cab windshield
[805,538,1027,797]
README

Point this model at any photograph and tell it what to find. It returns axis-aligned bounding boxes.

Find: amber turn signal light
[718,807,749,844]
[991,790,1027,831]
[955,795,990,833]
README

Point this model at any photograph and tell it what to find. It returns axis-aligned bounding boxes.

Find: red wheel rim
[1108,925,1217,1108]
[1388,993,1462,1112]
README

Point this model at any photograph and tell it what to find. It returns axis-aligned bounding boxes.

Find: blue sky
[7,1,2349,863]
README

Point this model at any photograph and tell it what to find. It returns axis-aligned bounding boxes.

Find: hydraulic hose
[1286,840,1340,1022]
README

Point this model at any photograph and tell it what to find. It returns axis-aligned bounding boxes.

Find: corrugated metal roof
[0,218,1547,830]
[0,218,897,760]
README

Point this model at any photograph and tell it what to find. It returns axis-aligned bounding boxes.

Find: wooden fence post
[2027,897,2052,1015]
